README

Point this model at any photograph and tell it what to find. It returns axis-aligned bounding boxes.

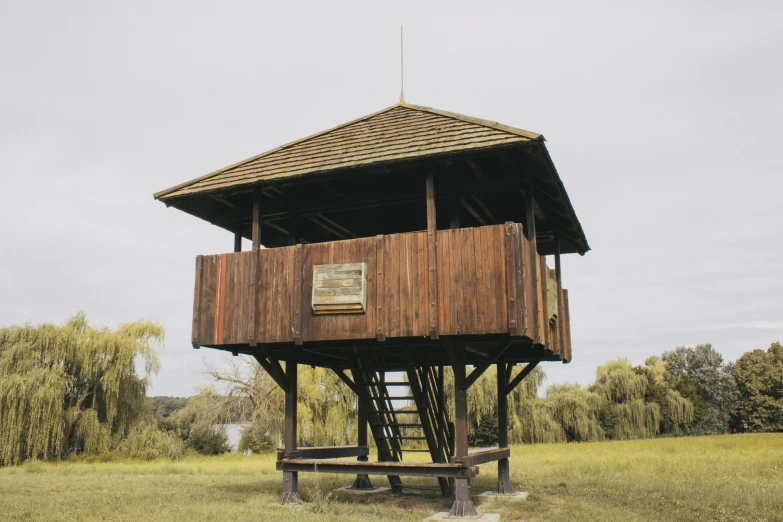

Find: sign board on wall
[312,263,367,314]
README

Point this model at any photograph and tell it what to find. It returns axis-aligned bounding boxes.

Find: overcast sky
[1,1,781,396]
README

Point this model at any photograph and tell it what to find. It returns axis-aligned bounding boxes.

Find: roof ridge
[399,102,543,141]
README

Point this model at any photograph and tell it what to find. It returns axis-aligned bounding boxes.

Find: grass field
[1,434,781,522]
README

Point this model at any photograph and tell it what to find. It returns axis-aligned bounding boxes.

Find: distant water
[213,423,248,452]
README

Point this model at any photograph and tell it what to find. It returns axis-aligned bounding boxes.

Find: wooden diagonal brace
[253,351,289,391]
[464,341,514,389]
[332,368,360,395]
[505,360,540,396]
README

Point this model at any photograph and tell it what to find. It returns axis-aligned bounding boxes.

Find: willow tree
[433,364,553,444]
[590,359,661,440]
[546,384,605,442]
[206,356,357,449]
[0,313,163,466]
[641,356,694,435]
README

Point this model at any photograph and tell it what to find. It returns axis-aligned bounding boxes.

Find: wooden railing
[191,223,571,360]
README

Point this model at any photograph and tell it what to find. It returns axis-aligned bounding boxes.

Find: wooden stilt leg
[350,389,375,490]
[280,346,301,505]
[496,361,516,494]
[449,344,478,517]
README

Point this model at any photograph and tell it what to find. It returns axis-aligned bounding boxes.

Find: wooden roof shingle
[154,102,543,201]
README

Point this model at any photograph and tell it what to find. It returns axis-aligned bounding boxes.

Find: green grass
[1,434,781,521]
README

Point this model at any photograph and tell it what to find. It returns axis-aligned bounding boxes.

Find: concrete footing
[336,486,391,495]
[476,491,528,502]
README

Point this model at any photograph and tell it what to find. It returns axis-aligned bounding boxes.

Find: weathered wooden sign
[547,277,559,324]
[312,263,367,315]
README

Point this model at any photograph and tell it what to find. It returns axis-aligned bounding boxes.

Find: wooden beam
[332,368,359,395]
[191,256,203,350]
[281,344,300,503]
[505,222,520,336]
[233,230,242,252]
[291,245,303,345]
[278,446,368,460]
[496,360,515,493]
[464,342,513,389]
[210,194,240,211]
[277,459,479,479]
[375,235,386,341]
[459,197,486,226]
[255,175,527,221]
[313,214,357,238]
[525,180,542,343]
[426,172,439,340]
[305,215,348,239]
[505,360,540,396]
[252,353,289,391]
[288,212,299,245]
[452,447,510,467]
[252,188,262,250]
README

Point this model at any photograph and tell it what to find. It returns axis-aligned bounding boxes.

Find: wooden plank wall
[300,237,378,341]
[192,223,572,360]
[436,225,509,335]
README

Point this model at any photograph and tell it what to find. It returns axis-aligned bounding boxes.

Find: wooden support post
[252,188,262,251]
[375,235,385,342]
[233,229,242,252]
[555,232,567,362]
[350,378,375,490]
[191,256,203,350]
[280,346,301,505]
[449,196,460,229]
[249,188,262,347]
[291,245,303,345]
[288,212,299,246]
[426,172,439,340]
[496,361,516,494]
[449,343,478,517]
[525,180,541,344]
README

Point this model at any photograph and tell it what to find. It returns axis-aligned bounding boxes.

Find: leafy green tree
[662,344,737,434]
[0,313,164,466]
[733,342,783,432]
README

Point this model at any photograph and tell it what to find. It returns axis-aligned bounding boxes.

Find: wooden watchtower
[155,100,588,516]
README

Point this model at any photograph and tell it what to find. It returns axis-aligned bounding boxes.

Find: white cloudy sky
[1,1,781,396]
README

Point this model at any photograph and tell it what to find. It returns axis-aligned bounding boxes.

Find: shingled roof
[154,102,544,201]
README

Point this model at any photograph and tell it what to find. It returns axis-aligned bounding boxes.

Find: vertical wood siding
[192,223,572,360]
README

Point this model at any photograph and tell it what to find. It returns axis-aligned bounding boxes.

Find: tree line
[0,314,780,466]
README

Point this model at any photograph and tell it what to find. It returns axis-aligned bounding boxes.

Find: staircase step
[369,423,423,428]
[361,396,414,400]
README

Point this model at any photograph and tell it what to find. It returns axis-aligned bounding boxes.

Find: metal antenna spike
[399,26,405,104]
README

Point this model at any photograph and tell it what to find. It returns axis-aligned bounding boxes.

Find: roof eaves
[154,103,402,201]
[537,143,590,255]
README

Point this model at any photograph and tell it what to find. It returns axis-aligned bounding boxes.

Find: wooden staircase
[351,349,454,496]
